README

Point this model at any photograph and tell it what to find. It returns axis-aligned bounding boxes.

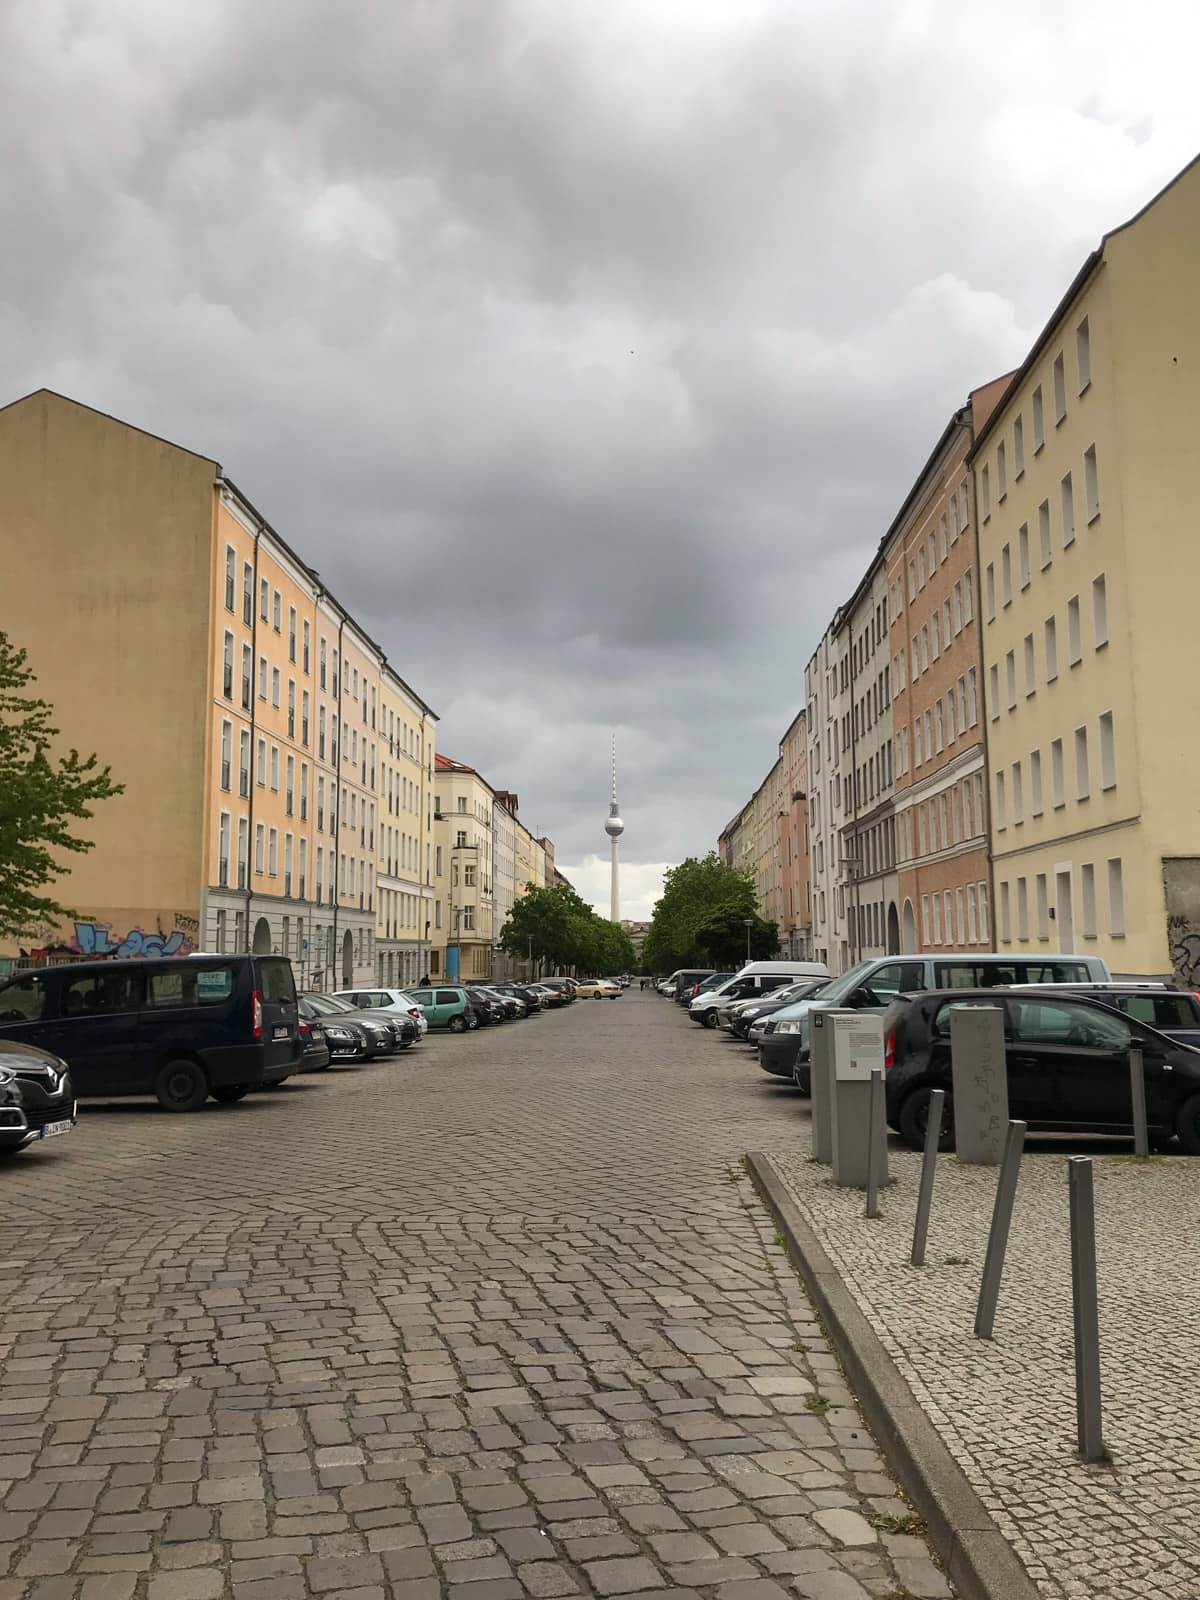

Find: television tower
[604,734,624,922]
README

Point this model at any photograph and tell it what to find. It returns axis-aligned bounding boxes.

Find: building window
[269,827,278,876]
[239,730,250,797]
[1099,711,1116,789]
[979,881,990,943]
[238,819,249,888]
[288,607,297,662]
[1084,445,1100,523]
[1076,317,1091,392]
[997,443,1007,501]
[287,680,296,737]
[1017,877,1029,940]
[223,631,234,699]
[256,738,266,786]
[1013,414,1024,477]
[1024,633,1036,697]
[1032,385,1045,451]
[241,644,252,709]
[216,907,227,953]
[302,619,310,674]
[273,590,281,632]
[1045,616,1058,682]
[1075,725,1090,800]
[435,845,443,874]
[967,884,978,943]
[260,577,269,620]
[939,515,948,561]
[1067,595,1082,665]
[1001,544,1012,607]
[1107,859,1125,937]
[270,745,279,792]
[218,813,230,888]
[1053,352,1067,423]
[967,668,978,726]
[981,464,991,521]
[271,666,280,708]
[224,545,236,611]
[1005,651,1017,710]
[985,563,996,621]
[286,754,295,816]
[963,570,974,622]
[1018,524,1030,589]
[995,768,1007,829]
[243,562,253,625]
[220,720,232,790]
[1080,864,1097,938]
[1036,874,1049,939]
[932,893,942,946]
[302,690,310,746]
[1012,761,1024,824]
[931,613,940,659]
[1051,738,1065,808]
[952,583,962,633]
[258,655,267,700]
[1061,473,1076,547]
[999,880,1011,942]
[255,822,265,875]
[1030,749,1043,815]
[463,906,475,931]
[456,830,467,848]
[1038,500,1052,570]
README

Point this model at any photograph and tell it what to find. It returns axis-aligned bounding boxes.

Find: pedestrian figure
[419,973,431,986]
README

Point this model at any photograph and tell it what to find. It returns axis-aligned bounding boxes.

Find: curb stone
[744,1150,1040,1600]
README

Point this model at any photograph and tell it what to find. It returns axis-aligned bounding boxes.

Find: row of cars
[659,954,1200,1154]
[0,956,596,1152]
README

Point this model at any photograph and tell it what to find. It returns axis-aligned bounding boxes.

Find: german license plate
[273,1025,289,1039]
[41,1119,73,1139]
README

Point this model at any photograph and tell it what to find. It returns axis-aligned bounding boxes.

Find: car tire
[447,1015,467,1033]
[898,1086,955,1152]
[211,1085,250,1104]
[154,1059,209,1113]
[1174,1094,1200,1154]
[702,1011,718,1028]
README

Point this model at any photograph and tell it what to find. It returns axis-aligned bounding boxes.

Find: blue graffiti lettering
[72,922,192,959]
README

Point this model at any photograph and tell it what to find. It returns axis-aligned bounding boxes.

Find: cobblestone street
[0,993,951,1600]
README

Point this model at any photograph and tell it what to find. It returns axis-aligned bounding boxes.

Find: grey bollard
[1129,1047,1149,1157]
[910,1089,945,1267]
[974,1120,1027,1338]
[1068,1158,1105,1460]
[950,1003,1009,1165]
[810,1009,842,1164]
[830,1013,888,1192]
[865,1068,885,1218]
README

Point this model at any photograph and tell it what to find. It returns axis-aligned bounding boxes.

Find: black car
[1009,983,1200,1048]
[882,988,1200,1153]
[0,1040,77,1155]
[302,993,406,1054]
[0,955,301,1112]
[730,980,829,1039]
[539,979,577,1004]
[299,996,371,1062]
[298,1018,332,1072]
[465,988,505,1025]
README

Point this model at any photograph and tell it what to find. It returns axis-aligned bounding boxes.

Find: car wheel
[447,1015,467,1033]
[702,1011,718,1028]
[211,1085,250,1104]
[594,992,603,999]
[1174,1094,1200,1155]
[898,1086,955,1152]
[154,1059,209,1113]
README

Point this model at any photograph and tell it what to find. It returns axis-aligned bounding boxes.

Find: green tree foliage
[0,633,124,939]
[498,881,636,975]
[642,853,778,973]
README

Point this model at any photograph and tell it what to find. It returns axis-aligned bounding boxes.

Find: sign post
[830,1012,888,1192]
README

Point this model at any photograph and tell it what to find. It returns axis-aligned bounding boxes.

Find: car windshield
[308,994,356,1014]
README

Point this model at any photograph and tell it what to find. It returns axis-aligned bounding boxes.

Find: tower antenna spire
[604,732,624,922]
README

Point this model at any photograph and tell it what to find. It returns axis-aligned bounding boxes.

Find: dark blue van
[0,954,302,1111]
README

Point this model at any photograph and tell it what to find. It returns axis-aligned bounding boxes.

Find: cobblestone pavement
[0,993,953,1600]
[767,1143,1200,1600]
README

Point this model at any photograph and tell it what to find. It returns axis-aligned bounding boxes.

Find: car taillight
[299,1022,311,1038]
[464,1004,474,1014]
[409,1008,421,1018]
[252,991,263,1038]
[884,1029,896,1070]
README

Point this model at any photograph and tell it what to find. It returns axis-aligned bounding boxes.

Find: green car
[407,986,478,1032]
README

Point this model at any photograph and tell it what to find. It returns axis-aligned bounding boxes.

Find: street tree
[498,881,635,974]
[642,853,776,972]
[0,632,123,940]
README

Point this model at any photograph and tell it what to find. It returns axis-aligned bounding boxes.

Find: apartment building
[805,621,849,970]
[0,389,435,989]
[886,381,1009,954]
[778,712,812,959]
[432,754,496,981]
[971,156,1200,981]
[377,672,437,987]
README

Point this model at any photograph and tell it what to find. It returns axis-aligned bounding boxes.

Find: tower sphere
[605,808,624,838]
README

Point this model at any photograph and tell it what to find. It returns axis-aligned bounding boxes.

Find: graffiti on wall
[1168,917,1200,988]
[71,914,198,960]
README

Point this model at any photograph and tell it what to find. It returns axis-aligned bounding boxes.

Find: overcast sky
[4,2,1198,918]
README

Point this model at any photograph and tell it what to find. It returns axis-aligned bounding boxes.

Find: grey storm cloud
[2,0,1198,915]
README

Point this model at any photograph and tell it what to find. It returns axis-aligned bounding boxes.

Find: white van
[689,959,831,1027]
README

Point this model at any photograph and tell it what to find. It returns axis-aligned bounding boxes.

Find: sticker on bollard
[950,1003,1009,1166]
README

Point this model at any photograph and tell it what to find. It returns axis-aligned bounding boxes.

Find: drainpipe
[245,526,262,950]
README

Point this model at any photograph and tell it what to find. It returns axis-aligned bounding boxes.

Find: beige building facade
[972,157,1200,980]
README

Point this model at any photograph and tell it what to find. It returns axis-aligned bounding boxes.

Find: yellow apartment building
[0,389,436,989]
[376,669,437,986]
[971,156,1200,981]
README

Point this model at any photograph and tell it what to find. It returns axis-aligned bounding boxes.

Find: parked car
[530,983,569,1009]
[478,986,525,1018]
[758,953,1114,1090]
[675,971,726,1006]
[298,996,372,1062]
[465,987,506,1025]
[538,979,577,1004]
[663,969,715,1000]
[0,1039,77,1154]
[334,987,429,1037]
[1004,982,1200,1048]
[692,967,827,1028]
[0,954,302,1111]
[881,988,1200,1153]
[493,983,544,1012]
[726,980,831,1038]
[407,985,479,1031]
[575,979,621,999]
[304,993,407,1053]
[299,1018,332,1072]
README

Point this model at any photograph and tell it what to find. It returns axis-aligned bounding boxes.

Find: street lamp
[743,916,754,963]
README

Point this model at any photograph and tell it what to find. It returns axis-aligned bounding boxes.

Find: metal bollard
[974,1120,1027,1338]
[910,1089,945,1267]
[1069,1157,1105,1460]
[865,1068,884,1218]
[1129,1047,1149,1158]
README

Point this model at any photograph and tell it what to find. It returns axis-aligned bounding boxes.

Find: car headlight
[0,1067,14,1086]
[776,1021,801,1034]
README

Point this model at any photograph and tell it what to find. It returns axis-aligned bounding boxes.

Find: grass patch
[943,1254,969,1266]
[871,1512,926,1536]
[804,1393,832,1414]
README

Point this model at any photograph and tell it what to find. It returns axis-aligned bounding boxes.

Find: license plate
[273,1025,289,1039]
[41,1119,73,1139]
